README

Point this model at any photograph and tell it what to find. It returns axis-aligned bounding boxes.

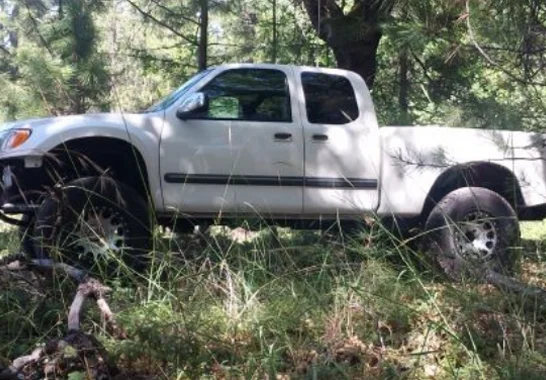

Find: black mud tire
[424,187,520,280]
[33,177,151,274]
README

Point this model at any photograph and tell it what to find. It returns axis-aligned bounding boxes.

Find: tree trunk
[272,0,277,63]
[7,4,19,78]
[198,0,208,71]
[330,31,382,88]
[398,48,410,124]
[8,4,19,48]
[301,0,393,89]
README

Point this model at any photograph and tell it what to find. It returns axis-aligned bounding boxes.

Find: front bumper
[0,157,48,226]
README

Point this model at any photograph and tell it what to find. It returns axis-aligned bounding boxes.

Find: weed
[1,220,546,378]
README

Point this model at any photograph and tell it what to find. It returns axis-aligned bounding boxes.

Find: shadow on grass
[4,222,546,378]
[0,274,69,360]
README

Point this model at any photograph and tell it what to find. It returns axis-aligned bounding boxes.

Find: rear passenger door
[295,68,381,216]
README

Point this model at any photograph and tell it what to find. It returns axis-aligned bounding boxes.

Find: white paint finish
[293,66,381,215]
[0,112,165,210]
[377,126,546,216]
[2,63,546,221]
[160,114,237,214]
[159,64,304,215]
[230,117,305,215]
[214,66,304,215]
[517,159,546,205]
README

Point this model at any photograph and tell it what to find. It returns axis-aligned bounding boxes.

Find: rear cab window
[301,72,359,125]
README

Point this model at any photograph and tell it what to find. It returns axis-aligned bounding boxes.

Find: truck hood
[380,125,546,166]
[0,112,164,160]
[0,113,145,131]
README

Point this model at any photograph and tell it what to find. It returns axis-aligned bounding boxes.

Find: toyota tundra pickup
[0,63,544,276]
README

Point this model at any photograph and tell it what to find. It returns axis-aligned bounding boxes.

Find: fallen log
[485,268,546,302]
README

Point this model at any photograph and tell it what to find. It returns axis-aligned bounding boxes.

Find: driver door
[160,66,304,217]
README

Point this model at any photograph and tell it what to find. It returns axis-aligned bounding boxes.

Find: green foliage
[1,1,546,378]
[372,0,546,129]
[0,0,110,120]
[3,222,546,378]
[67,371,86,380]
[1,0,544,129]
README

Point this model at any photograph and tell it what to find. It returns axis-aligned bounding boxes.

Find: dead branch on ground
[0,256,126,380]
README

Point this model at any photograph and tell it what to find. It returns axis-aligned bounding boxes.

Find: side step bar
[2,203,39,214]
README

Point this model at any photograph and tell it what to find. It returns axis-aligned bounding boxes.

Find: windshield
[145,69,213,112]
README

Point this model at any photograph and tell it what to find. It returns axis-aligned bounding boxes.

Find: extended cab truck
[0,63,544,276]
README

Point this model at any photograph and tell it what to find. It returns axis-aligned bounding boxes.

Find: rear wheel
[34,177,151,274]
[424,187,520,279]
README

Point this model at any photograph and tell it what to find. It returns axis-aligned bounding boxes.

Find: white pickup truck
[0,63,544,276]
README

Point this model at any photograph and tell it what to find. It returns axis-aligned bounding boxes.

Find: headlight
[2,128,32,150]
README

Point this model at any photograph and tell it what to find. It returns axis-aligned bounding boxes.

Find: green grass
[2,222,546,379]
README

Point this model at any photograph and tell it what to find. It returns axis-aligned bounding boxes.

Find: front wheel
[424,187,520,280]
[34,177,151,274]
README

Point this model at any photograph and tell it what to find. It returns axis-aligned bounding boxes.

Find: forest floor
[1,220,546,379]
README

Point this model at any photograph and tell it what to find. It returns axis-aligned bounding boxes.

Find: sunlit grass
[0,222,18,257]
[521,221,546,241]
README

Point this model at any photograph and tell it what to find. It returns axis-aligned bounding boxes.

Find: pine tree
[0,0,110,119]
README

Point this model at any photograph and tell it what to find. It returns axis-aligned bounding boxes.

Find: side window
[198,69,292,122]
[301,72,359,125]
[208,97,239,118]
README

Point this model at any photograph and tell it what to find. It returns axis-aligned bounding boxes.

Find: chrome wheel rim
[454,211,498,261]
[68,207,128,259]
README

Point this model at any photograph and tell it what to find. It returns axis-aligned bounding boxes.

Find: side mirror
[176,92,208,120]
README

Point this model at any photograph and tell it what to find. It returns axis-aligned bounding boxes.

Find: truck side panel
[377,126,546,217]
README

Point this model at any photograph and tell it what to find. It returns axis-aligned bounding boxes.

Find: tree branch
[410,49,433,82]
[0,257,125,379]
[23,3,54,57]
[125,0,198,46]
[462,43,546,55]
[301,0,344,40]
[465,0,546,86]
[149,0,200,26]
[0,45,11,56]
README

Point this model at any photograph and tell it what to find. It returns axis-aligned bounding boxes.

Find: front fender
[0,112,165,211]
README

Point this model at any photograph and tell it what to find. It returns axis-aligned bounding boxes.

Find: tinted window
[199,69,292,122]
[146,69,212,112]
[301,73,359,124]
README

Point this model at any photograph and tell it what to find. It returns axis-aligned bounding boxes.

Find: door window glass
[199,69,292,122]
[301,72,359,125]
[208,97,239,118]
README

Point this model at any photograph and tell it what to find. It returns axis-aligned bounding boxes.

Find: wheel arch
[421,161,525,221]
[46,136,151,202]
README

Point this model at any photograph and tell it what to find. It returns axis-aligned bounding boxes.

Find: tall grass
[2,220,546,379]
